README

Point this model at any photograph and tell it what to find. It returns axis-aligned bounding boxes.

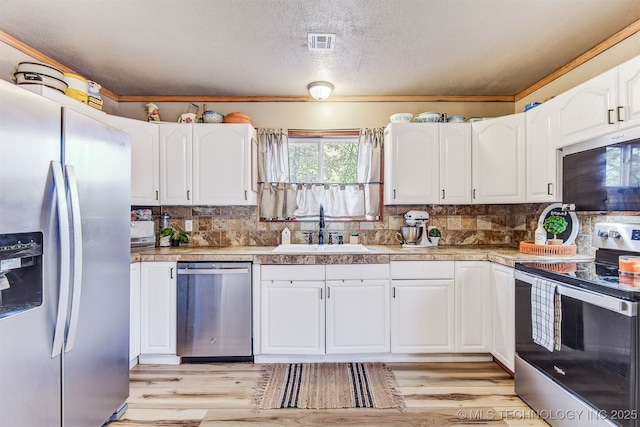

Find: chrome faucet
[318,204,325,245]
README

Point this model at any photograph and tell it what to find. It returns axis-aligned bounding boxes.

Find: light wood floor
[108,361,548,427]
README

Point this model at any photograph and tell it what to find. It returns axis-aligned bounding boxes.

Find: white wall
[117,100,513,129]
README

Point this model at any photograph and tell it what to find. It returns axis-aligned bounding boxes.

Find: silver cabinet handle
[617,106,624,122]
[392,287,396,298]
[473,189,477,199]
[442,189,445,199]
[155,190,159,200]
[327,287,331,298]
[64,165,83,353]
[187,190,191,200]
[170,268,174,279]
[608,109,615,125]
[320,288,323,300]
[547,183,553,195]
[50,161,71,358]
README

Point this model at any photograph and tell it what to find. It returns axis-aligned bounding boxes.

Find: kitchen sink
[272,244,370,254]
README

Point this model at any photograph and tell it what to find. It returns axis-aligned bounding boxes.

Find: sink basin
[272,244,370,254]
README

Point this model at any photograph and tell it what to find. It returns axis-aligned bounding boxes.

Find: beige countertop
[130,244,593,268]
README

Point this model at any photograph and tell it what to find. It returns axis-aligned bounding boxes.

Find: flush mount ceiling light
[307,81,334,100]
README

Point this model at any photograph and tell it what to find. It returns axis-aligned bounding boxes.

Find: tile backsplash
[140,204,640,255]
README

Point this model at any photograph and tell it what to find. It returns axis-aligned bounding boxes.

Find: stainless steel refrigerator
[0,80,131,426]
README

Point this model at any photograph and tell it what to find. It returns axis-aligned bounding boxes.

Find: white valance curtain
[257,128,383,220]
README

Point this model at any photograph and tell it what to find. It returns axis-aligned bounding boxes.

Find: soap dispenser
[281,227,291,245]
[534,222,547,245]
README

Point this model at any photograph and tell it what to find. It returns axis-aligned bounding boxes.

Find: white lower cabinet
[326,264,390,354]
[129,262,141,368]
[390,261,455,353]
[261,280,325,355]
[260,265,325,355]
[139,261,179,364]
[490,263,515,372]
[454,261,491,352]
[259,264,390,356]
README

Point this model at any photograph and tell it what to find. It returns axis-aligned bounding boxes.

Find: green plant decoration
[160,227,189,244]
[543,216,568,240]
[428,227,441,238]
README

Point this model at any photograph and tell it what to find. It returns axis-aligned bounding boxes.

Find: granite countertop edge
[129,245,594,268]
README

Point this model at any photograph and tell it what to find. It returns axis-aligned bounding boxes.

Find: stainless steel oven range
[515,222,640,427]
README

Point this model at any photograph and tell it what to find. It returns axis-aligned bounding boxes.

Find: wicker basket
[519,241,577,256]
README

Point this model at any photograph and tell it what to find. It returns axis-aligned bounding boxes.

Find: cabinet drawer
[326,264,389,280]
[261,265,325,281]
[390,261,454,279]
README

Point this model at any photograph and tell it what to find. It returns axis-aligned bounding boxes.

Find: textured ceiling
[0,0,639,98]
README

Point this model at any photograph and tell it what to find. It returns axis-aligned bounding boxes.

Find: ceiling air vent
[308,33,336,51]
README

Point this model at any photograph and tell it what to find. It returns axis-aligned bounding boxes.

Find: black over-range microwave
[563,135,640,211]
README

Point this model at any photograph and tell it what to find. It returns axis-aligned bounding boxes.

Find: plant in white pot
[543,216,568,245]
[428,227,441,246]
[160,227,189,247]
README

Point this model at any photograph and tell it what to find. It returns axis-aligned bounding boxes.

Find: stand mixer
[399,210,433,247]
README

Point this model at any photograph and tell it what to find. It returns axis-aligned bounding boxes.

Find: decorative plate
[538,203,579,245]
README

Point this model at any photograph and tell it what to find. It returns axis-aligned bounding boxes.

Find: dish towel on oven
[531,277,562,352]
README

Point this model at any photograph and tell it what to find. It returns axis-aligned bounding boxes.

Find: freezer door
[61,108,131,426]
[0,81,62,426]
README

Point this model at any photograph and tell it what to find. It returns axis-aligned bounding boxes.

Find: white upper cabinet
[439,123,472,204]
[159,124,192,205]
[472,113,526,204]
[618,55,640,131]
[384,123,440,204]
[159,123,258,206]
[192,124,257,205]
[109,115,160,205]
[556,55,640,147]
[525,101,560,203]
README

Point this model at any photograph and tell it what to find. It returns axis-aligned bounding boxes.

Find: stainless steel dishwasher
[176,262,252,362]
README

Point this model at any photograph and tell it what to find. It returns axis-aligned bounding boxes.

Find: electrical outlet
[185,220,193,232]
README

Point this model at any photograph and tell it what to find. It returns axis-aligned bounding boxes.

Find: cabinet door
[110,116,160,205]
[618,55,640,130]
[491,263,515,372]
[556,69,617,147]
[326,280,390,354]
[140,262,177,357]
[129,262,141,368]
[390,279,454,353]
[439,123,472,204]
[192,124,256,205]
[454,261,491,352]
[384,123,439,204]
[525,102,560,202]
[159,124,192,205]
[261,281,325,354]
[472,114,525,204]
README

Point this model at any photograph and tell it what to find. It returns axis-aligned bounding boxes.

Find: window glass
[289,137,359,183]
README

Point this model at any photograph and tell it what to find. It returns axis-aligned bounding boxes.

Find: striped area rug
[252,363,405,411]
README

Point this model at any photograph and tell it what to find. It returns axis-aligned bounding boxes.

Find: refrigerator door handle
[64,165,83,353]
[51,161,72,358]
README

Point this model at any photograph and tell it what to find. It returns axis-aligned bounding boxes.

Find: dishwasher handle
[177,268,249,275]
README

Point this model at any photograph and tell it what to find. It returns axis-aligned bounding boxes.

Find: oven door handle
[177,268,249,275]
[515,271,637,317]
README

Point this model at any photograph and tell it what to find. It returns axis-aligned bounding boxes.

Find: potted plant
[428,227,441,246]
[160,227,189,247]
[543,216,568,245]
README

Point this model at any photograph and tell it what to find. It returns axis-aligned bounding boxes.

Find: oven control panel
[593,222,640,252]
